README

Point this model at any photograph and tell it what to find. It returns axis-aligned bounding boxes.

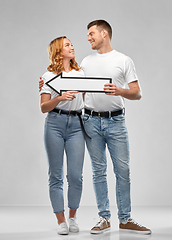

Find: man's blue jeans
[83,112,131,223]
[44,111,85,214]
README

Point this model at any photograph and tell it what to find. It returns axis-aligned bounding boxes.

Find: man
[81,19,151,235]
[39,19,151,235]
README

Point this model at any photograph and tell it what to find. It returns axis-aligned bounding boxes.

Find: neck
[97,40,113,54]
[63,59,71,73]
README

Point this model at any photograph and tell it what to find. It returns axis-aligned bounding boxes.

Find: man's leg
[83,114,111,233]
[106,114,131,223]
[106,114,151,234]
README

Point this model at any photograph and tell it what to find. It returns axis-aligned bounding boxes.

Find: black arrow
[45,72,112,95]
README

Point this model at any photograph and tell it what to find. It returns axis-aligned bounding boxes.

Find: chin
[92,45,97,50]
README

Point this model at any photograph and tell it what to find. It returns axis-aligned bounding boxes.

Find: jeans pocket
[47,111,59,119]
[111,114,125,123]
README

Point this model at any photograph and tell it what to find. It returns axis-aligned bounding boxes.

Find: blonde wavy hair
[47,36,81,75]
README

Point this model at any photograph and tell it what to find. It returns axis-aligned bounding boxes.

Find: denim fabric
[44,111,85,213]
[83,113,131,222]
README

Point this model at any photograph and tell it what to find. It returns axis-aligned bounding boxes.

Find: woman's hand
[60,91,79,101]
[40,91,78,113]
[39,77,78,101]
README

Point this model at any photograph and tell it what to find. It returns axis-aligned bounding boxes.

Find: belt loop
[109,111,111,118]
[59,110,61,115]
[91,110,93,118]
[123,108,125,115]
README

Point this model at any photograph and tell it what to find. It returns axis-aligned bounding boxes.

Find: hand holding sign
[60,91,79,101]
[104,83,119,95]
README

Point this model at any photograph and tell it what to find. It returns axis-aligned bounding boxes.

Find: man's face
[87,25,104,50]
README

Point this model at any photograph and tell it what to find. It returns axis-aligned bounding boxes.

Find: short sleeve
[39,80,51,95]
[124,57,139,84]
[39,71,55,95]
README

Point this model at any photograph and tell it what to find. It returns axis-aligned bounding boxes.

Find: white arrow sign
[46,72,112,95]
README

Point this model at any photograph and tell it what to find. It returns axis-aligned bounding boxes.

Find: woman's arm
[40,91,79,113]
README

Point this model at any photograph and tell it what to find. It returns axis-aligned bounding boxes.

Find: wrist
[56,95,63,101]
[117,87,123,97]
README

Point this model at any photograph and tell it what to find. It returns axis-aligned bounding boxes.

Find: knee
[49,176,63,189]
[113,160,130,180]
[116,167,130,183]
[92,168,107,183]
[66,172,83,187]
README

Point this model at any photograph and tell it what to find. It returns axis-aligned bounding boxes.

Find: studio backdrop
[0,0,172,207]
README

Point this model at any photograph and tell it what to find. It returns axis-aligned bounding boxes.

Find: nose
[71,45,74,51]
[87,35,91,42]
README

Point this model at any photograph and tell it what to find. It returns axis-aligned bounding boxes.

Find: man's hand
[104,81,142,100]
[39,77,44,92]
[104,83,121,96]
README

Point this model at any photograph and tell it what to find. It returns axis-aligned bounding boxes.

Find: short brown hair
[87,20,112,40]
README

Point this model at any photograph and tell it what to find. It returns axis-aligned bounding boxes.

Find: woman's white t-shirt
[40,70,85,111]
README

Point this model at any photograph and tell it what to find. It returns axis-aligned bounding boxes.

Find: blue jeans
[44,111,85,214]
[83,112,131,222]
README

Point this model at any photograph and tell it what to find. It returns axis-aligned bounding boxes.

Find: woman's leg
[65,115,85,215]
[44,113,66,219]
[55,212,66,224]
[69,209,77,219]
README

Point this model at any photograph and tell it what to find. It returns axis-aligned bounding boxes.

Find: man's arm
[104,80,142,100]
[39,77,44,91]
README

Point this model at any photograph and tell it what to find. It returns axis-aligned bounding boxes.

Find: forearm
[40,96,62,113]
[119,88,142,100]
[104,81,142,100]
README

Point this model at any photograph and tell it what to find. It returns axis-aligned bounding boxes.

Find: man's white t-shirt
[40,70,84,111]
[81,50,139,111]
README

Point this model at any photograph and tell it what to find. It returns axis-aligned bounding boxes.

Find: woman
[40,36,85,235]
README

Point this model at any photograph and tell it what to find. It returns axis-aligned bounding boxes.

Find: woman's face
[62,38,75,60]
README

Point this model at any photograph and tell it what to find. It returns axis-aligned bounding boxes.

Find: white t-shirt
[81,50,139,111]
[40,70,85,111]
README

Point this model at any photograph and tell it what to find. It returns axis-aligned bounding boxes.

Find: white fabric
[81,50,139,111]
[40,70,85,111]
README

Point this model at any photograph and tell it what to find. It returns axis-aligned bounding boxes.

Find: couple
[39,19,151,235]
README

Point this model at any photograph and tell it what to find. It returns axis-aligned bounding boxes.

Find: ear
[101,29,108,38]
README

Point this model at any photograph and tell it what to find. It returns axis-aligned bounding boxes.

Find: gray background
[0,0,171,207]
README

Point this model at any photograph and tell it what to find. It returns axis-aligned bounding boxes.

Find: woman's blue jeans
[44,111,85,214]
[83,112,131,223]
